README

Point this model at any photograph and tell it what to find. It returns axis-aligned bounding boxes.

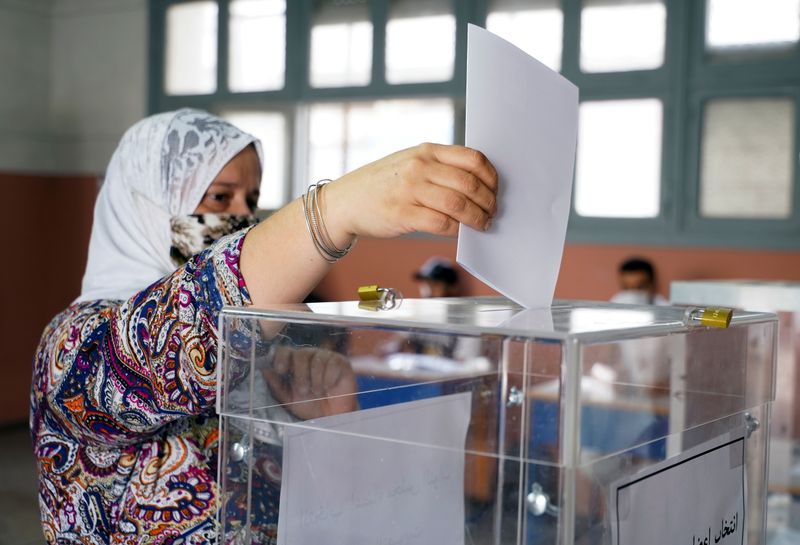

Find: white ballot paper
[457,25,579,308]
[277,392,472,545]
[611,431,746,545]
[500,306,555,332]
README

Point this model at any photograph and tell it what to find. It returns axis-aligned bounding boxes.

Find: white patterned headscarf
[77,109,263,302]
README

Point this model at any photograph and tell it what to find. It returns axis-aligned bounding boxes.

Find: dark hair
[619,257,655,282]
[414,259,459,285]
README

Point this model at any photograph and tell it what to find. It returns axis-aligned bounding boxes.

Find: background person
[413,257,461,298]
[610,256,668,305]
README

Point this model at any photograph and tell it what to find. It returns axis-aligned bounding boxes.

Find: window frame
[679,0,800,249]
[149,0,800,249]
[555,0,683,245]
[684,88,800,246]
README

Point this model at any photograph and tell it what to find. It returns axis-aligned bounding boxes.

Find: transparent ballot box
[672,280,800,543]
[217,298,776,545]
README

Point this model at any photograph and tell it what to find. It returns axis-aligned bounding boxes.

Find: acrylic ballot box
[672,281,800,544]
[217,297,776,545]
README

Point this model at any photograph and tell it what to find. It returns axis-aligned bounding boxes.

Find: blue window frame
[149,0,800,249]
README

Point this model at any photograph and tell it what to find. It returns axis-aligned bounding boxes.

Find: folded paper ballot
[457,25,579,309]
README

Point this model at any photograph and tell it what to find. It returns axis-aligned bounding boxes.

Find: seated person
[611,256,668,306]
[414,257,460,298]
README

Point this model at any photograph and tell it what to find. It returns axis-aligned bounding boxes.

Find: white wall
[0,0,148,174]
[0,0,54,172]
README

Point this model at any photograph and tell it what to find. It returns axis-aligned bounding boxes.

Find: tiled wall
[0,0,147,175]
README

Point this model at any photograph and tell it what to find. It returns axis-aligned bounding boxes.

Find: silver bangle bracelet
[302,180,353,263]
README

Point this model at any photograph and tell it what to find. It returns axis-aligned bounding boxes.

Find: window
[575,99,663,218]
[699,97,795,219]
[310,0,372,88]
[306,99,454,185]
[486,0,563,71]
[580,0,666,73]
[228,0,286,92]
[151,0,800,247]
[706,0,800,52]
[385,0,456,84]
[165,2,217,95]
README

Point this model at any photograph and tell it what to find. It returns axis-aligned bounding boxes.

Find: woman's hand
[262,346,358,420]
[323,143,498,245]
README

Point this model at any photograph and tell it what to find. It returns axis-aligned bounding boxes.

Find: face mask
[169,213,259,267]
[610,289,653,306]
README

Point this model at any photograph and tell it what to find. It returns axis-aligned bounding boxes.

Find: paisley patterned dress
[30,230,277,544]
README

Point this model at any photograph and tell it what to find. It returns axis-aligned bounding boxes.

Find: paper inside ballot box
[277,392,472,545]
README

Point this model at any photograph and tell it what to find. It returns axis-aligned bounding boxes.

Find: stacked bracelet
[302,180,353,263]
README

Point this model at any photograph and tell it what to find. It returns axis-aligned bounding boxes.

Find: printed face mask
[610,289,653,305]
[169,213,259,267]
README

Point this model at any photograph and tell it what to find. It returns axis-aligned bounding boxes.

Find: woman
[31,109,498,544]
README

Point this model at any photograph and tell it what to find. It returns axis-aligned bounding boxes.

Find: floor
[4,419,800,545]
[0,424,43,545]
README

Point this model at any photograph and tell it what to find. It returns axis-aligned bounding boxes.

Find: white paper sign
[457,24,579,309]
[277,392,472,545]
[612,431,746,545]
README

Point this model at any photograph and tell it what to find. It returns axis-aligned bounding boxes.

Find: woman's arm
[240,143,498,307]
[41,230,253,446]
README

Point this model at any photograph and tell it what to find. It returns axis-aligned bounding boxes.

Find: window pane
[575,99,663,218]
[310,0,372,88]
[486,0,563,71]
[386,0,455,84]
[700,98,795,219]
[165,2,218,95]
[229,0,286,92]
[580,0,666,73]
[221,111,286,209]
[706,0,800,51]
[307,99,454,187]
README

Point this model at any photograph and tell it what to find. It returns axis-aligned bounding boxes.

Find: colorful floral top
[30,230,277,544]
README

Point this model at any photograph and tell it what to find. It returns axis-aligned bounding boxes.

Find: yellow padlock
[358,284,382,302]
[357,285,401,311]
[698,307,733,328]
[685,307,733,329]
